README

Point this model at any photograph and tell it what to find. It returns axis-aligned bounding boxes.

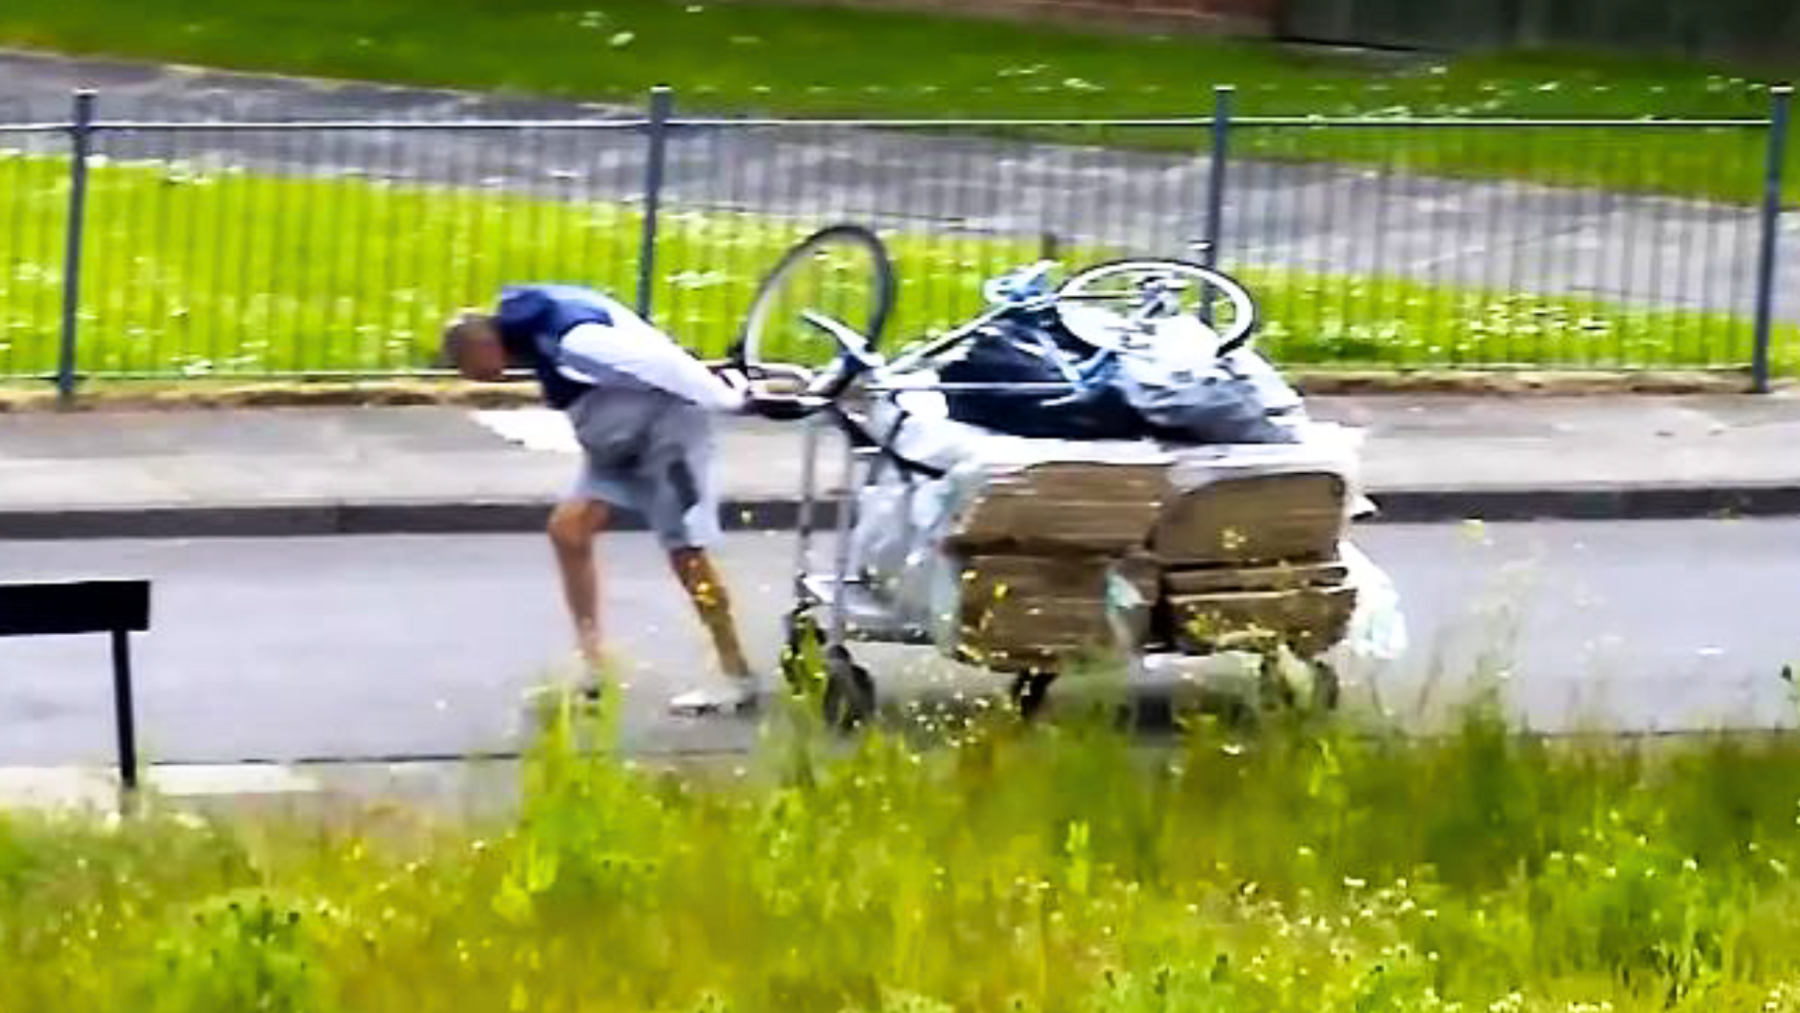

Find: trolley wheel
[779,610,824,693]
[1261,649,1341,714]
[821,646,876,732]
[1314,660,1343,712]
[1009,672,1057,720]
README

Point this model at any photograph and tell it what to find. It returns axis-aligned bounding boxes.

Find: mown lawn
[8,692,1800,1012]
[0,150,1786,383]
[0,0,1792,202]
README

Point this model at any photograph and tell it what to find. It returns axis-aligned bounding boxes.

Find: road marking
[472,409,580,454]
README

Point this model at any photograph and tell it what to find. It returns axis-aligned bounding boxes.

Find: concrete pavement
[0,759,525,818]
[5,395,1800,537]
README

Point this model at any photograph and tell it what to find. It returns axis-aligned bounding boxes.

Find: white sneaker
[668,679,761,716]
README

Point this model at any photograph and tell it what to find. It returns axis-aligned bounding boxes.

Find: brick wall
[978,0,1278,30]
[781,0,1281,35]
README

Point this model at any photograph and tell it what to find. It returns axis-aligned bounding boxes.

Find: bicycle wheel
[732,224,897,376]
[1055,258,1259,356]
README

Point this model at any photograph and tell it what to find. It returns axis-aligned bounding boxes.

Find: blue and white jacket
[493,284,744,413]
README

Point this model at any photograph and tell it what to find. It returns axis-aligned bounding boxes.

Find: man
[443,283,777,715]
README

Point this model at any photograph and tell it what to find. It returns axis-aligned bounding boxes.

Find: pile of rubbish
[849,299,1404,672]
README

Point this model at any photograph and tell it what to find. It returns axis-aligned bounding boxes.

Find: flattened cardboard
[1151,472,1348,565]
[1162,560,1348,596]
[1168,584,1358,655]
[947,462,1171,553]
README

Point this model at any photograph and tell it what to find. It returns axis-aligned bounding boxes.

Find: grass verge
[1,152,1786,382]
[0,0,1793,201]
[8,689,1800,1011]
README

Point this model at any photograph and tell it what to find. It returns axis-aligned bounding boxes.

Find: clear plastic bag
[1336,540,1409,664]
[849,477,915,596]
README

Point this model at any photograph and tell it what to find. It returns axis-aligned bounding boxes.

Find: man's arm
[557,320,747,412]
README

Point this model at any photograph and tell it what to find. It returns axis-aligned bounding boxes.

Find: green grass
[2,151,1785,382]
[9,688,1800,1012]
[1241,266,1788,372]
[0,0,1794,202]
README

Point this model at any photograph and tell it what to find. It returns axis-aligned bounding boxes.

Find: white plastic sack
[1164,421,1362,486]
[1218,347,1305,417]
[1334,540,1409,664]
[1165,421,1373,520]
[873,394,1171,474]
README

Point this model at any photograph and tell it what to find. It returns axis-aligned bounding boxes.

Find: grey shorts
[565,389,721,550]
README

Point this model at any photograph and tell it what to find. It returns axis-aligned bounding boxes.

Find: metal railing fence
[0,84,1789,400]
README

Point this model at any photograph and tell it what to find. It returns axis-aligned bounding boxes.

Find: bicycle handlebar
[728,313,949,479]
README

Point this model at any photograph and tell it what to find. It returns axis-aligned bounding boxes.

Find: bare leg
[548,499,609,672]
[668,547,753,680]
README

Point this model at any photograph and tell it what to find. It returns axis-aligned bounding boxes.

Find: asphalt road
[3,519,1798,766]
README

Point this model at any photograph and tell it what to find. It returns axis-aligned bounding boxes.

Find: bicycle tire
[1056,258,1259,355]
[732,223,897,374]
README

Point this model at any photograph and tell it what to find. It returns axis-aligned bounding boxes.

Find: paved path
[5,396,1800,537]
[2,523,1797,772]
[0,49,1792,322]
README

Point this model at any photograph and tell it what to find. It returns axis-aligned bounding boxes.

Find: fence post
[637,85,674,323]
[1199,85,1234,327]
[57,90,95,406]
[1203,85,1233,271]
[1751,85,1792,394]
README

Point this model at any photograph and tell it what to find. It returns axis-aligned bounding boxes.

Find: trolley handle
[746,312,949,481]
[748,311,882,406]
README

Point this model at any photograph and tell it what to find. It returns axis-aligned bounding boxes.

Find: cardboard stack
[947,553,1160,670]
[1150,469,1357,655]
[1151,472,1349,565]
[932,459,1170,669]
[879,432,1366,668]
[943,461,1172,554]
